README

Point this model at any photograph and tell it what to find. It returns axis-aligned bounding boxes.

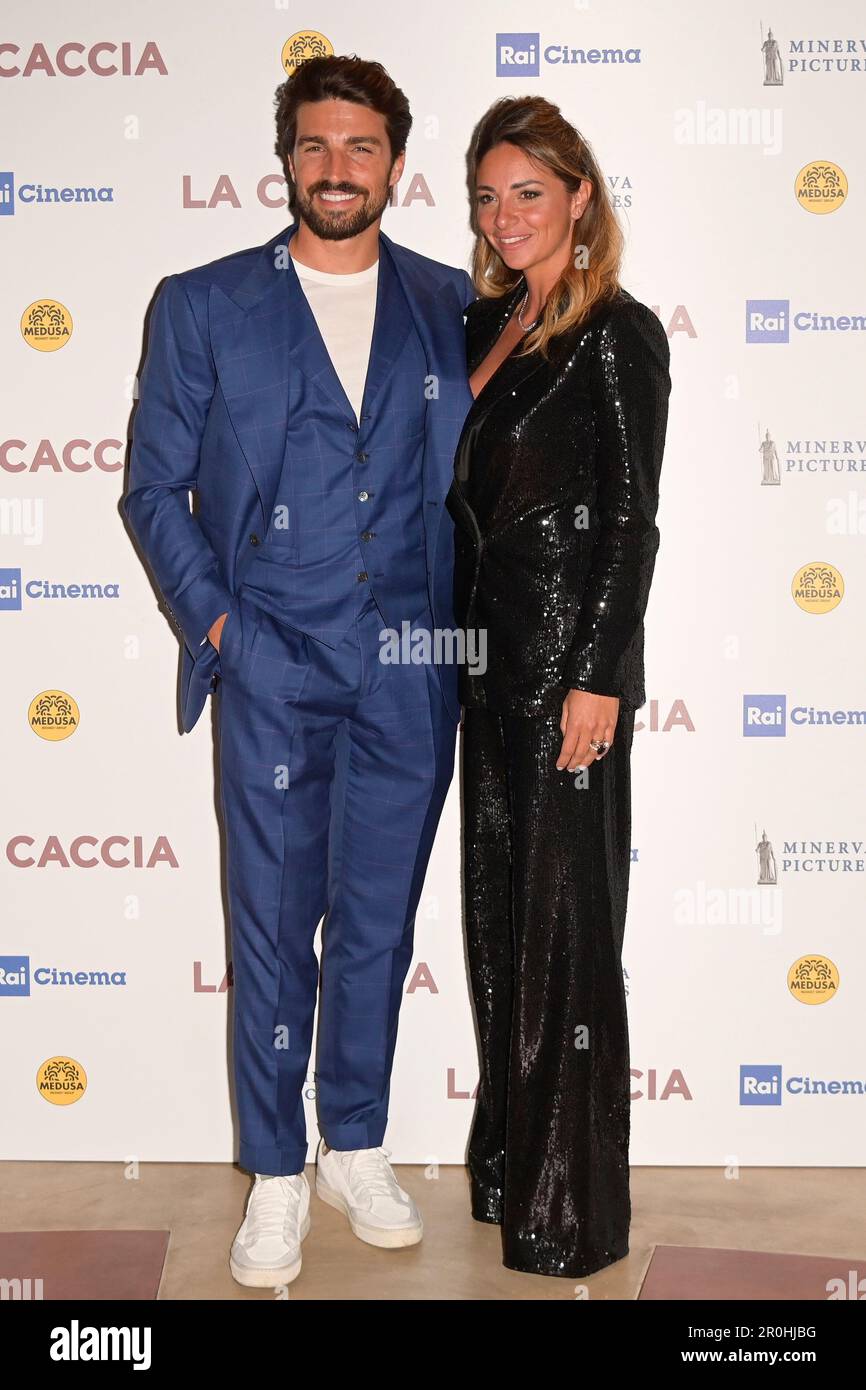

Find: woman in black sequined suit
[447,97,671,1278]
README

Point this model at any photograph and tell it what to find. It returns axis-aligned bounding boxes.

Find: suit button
[357,490,369,502]
[357,571,368,582]
[249,533,260,546]
[361,531,375,541]
[356,451,369,463]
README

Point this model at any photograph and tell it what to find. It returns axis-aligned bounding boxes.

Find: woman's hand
[557,689,619,772]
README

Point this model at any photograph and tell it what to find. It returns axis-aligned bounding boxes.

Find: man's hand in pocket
[208,612,229,653]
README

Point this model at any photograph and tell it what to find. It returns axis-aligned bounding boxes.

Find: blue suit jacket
[123,221,476,732]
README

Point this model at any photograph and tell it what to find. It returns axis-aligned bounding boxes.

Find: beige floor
[2,1162,863,1300]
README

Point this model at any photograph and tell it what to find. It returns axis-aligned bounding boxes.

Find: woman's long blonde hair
[467,95,624,357]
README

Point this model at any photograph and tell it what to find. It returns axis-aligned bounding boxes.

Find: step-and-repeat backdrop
[2,1,864,1167]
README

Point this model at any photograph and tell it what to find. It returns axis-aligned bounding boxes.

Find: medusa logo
[280,31,334,76]
[788,956,840,1005]
[791,560,844,614]
[795,161,848,215]
[29,689,80,741]
[20,298,73,351]
[37,1055,88,1105]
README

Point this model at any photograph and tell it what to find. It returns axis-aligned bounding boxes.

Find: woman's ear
[571,179,593,221]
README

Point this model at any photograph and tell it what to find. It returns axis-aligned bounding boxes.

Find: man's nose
[322,150,351,187]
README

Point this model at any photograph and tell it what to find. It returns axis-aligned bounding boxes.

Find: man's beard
[295,180,391,241]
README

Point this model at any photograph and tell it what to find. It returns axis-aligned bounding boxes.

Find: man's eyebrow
[297,133,384,145]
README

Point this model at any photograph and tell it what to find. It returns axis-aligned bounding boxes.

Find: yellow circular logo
[788,955,839,1004]
[791,561,844,613]
[20,299,73,351]
[37,1056,88,1105]
[795,161,848,214]
[281,31,334,76]
[29,689,80,741]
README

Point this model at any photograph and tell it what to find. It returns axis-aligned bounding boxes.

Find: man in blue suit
[123,55,475,1287]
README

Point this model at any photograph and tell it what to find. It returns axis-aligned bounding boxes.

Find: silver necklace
[518,291,541,332]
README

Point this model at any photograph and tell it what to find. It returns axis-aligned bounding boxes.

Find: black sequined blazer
[446,278,671,716]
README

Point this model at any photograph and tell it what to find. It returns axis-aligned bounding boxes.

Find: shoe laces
[346,1146,404,1200]
[250,1175,303,1236]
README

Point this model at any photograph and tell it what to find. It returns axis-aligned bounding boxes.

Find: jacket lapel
[210,221,303,526]
[212,221,442,531]
[466,277,548,415]
[450,278,546,511]
[359,243,411,418]
[379,229,475,573]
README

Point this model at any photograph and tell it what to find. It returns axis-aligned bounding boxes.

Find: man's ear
[390,148,407,190]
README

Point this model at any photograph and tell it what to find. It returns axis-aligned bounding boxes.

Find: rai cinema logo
[29,689,80,741]
[20,298,73,351]
[281,31,333,76]
[37,1055,87,1105]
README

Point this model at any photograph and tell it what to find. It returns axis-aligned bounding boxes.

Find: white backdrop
[2,0,864,1167]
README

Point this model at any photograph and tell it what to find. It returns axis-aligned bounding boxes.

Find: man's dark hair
[274,54,412,216]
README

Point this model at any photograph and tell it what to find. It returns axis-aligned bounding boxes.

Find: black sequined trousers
[460,702,635,1278]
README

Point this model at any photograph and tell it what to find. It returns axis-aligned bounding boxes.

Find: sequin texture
[447,278,672,716]
[461,703,637,1278]
[449,278,671,1278]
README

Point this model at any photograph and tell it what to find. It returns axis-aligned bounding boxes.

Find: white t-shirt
[291,253,379,422]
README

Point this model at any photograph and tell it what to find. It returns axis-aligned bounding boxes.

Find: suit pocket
[255,535,300,566]
[216,593,241,674]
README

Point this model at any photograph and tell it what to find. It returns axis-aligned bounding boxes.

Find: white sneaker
[229,1172,311,1287]
[315,1140,423,1248]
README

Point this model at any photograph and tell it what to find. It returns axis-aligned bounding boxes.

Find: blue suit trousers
[215,586,456,1176]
